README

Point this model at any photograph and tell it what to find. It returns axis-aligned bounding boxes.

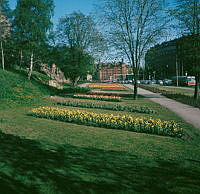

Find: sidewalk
[126,84,200,129]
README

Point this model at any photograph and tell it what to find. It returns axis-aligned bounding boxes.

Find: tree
[57,11,106,54]
[55,46,95,85]
[0,0,11,19]
[56,11,105,84]
[168,0,200,35]
[12,0,54,79]
[98,0,168,99]
[0,10,10,70]
[177,35,200,99]
[169,0,200,99]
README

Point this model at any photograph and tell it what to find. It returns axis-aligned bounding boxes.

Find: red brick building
[97,62,132,81]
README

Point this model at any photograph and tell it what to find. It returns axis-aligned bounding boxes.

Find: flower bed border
[30,106,183,138]
[57,101,155,114]
[72,94,122,102]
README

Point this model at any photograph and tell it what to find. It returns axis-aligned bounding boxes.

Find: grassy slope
[0,69,200,193]
[0,69,56,109]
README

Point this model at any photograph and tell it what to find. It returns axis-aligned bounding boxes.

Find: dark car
[156,80,163,85]
[140,80,148,84]
[163,79,173,86]
[171,76,196,87]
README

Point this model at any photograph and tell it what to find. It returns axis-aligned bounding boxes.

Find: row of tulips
[57,100,155,114]
[93,87,127,91]
[88,83,125,89]
[72,94,121,102]
[30,106,183,137]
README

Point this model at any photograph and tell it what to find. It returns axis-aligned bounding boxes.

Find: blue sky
[9,0,98,25]
[9,0,176,26]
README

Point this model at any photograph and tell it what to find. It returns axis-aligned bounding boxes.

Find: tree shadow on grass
[0,131,200,194]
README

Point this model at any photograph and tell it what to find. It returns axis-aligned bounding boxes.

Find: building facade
[145,39,177,79]
[145,35,200,80]
[96,62,132,81]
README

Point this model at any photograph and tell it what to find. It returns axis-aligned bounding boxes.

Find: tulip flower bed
[30,106,183,137]
[72,93,121,102]
[57,100,155,114]
[88,83,128,91]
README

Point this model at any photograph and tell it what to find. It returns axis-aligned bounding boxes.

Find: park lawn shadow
[0,130,200,194]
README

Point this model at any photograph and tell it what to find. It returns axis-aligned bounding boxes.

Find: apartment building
[96,62,132,81]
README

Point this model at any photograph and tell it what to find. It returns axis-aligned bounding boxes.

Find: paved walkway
[78,83,90,87]
[126,84,200,129]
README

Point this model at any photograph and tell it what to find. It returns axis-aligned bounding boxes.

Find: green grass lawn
[140,84,200,96]
[139,84,200,109]
[0,69,200,193]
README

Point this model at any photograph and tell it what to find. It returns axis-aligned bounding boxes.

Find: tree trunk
[133,67,138,100]
[28,52,34,80]
[194,76,199,100]
[1,41,5,70]
[20,50,23,69]
[133,77,138,100]
[72,76,80,86]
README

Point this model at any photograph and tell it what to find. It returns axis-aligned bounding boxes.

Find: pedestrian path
[126,84,200,129]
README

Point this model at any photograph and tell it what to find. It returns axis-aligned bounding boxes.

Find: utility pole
[1,41,4,70]
[176,53,179,87]
[175,42,179,87]
[194,0,199,99]
[193,0,197,34]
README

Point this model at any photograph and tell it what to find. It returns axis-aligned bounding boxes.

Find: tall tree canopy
[98,0,168,99]
[57,11,106,55]
[169,0,200,99]
[169,0,200,35]
[0,9,10,70]
[12,0,54,79]
[54,46,95,85]
[56,11,105,84]
[0,0,11,18]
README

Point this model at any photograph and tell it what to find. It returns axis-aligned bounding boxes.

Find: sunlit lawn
[0,94,200,193]
[141,84,200,96]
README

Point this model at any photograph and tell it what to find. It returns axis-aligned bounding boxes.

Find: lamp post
[153,71,156,80]
[175,42,179,87]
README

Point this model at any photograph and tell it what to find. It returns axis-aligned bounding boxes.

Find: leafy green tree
[0,0,11,70]
[177,35,200,99]
[12,0,54,79]
[54,46,95,85]
[56,11,106,84]
[0,10,10,70]
[0,0,11,19]
[169,0,200,99]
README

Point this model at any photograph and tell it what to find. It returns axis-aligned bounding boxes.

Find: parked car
[147,80,152,84]
[140,80,148,84]
[131,80,141,84]
[171,76,196,86]
[156,80,163,85]
[128,80,133,83]
[163,79,173,86]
